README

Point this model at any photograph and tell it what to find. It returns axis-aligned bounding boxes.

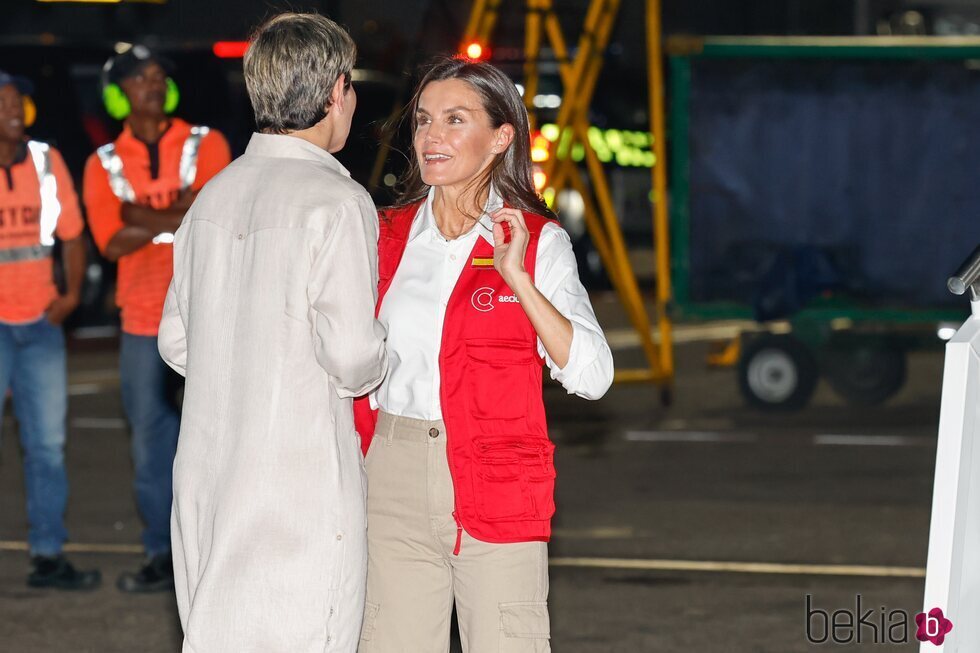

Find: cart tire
[737,334,818,411]
[823,340,906,406]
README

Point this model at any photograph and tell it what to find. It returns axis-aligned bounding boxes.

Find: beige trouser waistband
[375,411,446,444]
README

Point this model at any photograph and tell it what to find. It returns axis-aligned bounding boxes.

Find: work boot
[117,551,174,593]
[28,555,101,591]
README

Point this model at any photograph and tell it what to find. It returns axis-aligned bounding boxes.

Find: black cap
[0,70,33,95]
[104,45,175,85]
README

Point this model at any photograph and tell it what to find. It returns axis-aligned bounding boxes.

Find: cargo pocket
[499,601,551,652]
[473,437,556,522]
[359,601,380,643]
[465,339,535,422]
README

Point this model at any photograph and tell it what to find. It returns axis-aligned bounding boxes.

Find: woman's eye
[448,115,463,124]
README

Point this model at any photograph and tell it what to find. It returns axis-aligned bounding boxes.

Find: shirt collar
[245,133,351,178]
[118,117,186,148]
[410,184,503,245]
[2,141,28,169]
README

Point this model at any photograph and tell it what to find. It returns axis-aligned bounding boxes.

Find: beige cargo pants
[359,412,551,653]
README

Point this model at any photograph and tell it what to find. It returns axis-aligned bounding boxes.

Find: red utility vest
[355,201,558,545]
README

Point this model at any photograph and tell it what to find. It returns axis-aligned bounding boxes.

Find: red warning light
[463,42,487,60]
[530,131,550,163]
[213,41,249,59]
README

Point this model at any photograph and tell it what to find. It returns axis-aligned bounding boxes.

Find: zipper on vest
[452,510,463,556]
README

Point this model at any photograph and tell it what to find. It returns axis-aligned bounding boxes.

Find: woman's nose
[424,123,444,143]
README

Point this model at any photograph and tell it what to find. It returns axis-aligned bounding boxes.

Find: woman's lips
[423,152,452,165]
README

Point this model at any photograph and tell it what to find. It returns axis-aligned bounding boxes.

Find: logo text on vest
[471,287,495,312]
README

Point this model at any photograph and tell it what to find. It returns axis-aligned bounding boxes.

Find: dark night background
[3,0,978,175]
[2,4,979,651]
[4,0,980,324]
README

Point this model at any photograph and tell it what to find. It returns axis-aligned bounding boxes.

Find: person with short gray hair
[158,11,386,652]
[244,11,356,134]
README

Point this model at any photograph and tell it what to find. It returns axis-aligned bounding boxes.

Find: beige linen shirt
[158,133,387,653]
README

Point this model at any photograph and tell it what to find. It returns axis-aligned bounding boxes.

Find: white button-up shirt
[374,186,614,421]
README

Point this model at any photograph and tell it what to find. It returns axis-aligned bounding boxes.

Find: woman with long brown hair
[355,56,613,652]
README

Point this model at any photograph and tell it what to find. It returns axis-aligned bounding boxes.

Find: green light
[605,129,623,150]
[541,123,560,142]
[543,188,556,208]
[587,127,613,163]
[540,123,655,168]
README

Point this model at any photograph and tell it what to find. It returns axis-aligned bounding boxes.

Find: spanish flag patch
[470,257,495,268]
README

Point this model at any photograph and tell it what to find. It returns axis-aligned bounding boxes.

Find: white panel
[921,313,980,652]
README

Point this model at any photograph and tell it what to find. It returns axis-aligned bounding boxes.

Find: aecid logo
[471,287,520,312]
[471,287,495,312]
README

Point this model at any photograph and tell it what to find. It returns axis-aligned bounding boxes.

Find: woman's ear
[491,123,516,154]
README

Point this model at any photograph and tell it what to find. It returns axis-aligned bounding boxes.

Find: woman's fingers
[510,208,528,231]
[490,208,522,223]
[492,221,508,246]
[491,209,528,239]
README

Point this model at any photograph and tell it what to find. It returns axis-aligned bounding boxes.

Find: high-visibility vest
[95,125,210,245]
[0,141,62,265]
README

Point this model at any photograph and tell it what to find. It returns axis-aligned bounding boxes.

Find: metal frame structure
[464,0,674,390]
[666,35,980,326]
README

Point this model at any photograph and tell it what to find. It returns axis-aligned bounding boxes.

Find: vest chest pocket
[464,339,535,422]
[472,437,556,522]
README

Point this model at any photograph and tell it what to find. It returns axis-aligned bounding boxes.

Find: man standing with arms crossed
[0,70,100,589]
[158,13,386,651]
[83,46,231,593]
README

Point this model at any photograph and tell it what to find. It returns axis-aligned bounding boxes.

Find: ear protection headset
[22,95,36,127]
[101,48,180,121]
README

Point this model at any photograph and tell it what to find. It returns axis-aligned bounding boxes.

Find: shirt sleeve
[158,280,187,377]
[308,193,388,398]
[534,222,614,400]
[158,206,191,376]
[49,147,84,241]
[82,153,123,254]
[192,130,233,189]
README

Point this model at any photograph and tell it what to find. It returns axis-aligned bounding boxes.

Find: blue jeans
[0,318,70,557]
[120,333,181,557]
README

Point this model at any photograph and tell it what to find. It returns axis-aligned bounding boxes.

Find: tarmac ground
[0,299,948,652]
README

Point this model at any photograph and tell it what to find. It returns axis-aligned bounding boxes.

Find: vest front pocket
[464,339,536,422]
[472,437,556,522]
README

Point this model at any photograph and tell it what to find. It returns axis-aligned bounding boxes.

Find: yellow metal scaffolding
[463,0,674,392]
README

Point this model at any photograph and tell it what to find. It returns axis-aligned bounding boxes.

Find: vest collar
[0,140,28,170]
[118,117,187,149]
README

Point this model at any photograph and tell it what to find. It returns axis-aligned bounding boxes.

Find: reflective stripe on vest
[95,125,210,245]
[0,141,60,264]
[179,126,210,190]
